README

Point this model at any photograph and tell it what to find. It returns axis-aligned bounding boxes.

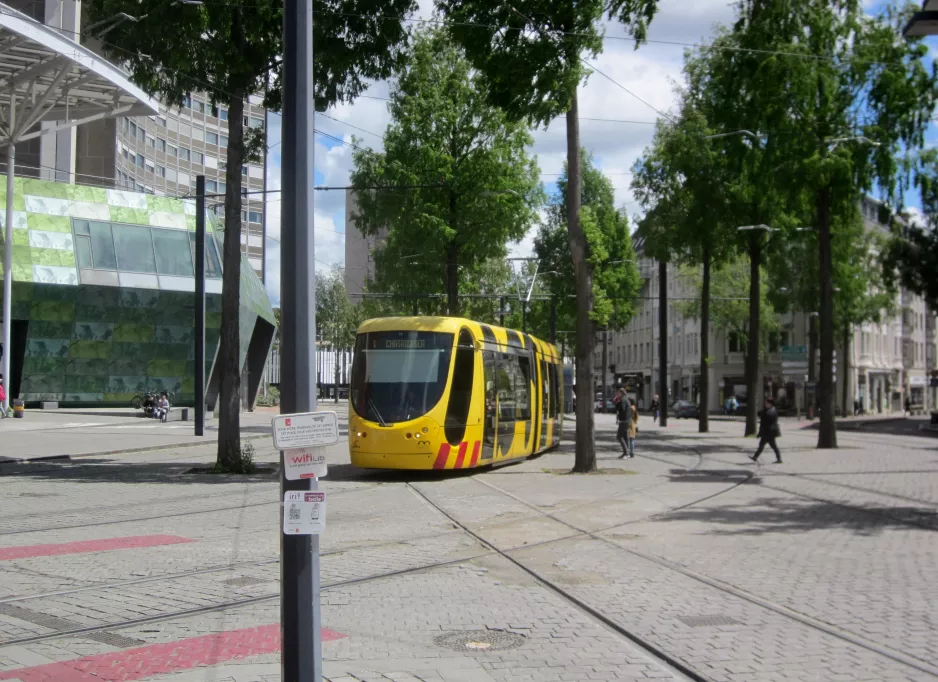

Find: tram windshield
[350,330,455,425]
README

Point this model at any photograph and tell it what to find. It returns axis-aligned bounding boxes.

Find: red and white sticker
[282,448,328,480]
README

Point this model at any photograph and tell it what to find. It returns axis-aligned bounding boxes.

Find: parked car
[673,400,699,419]
[595,398,616,413]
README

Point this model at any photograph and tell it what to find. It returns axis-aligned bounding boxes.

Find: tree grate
[0,602,79,631]
[677,615,741,628]
[433,629,526,652]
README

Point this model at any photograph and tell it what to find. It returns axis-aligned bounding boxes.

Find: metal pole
[194,175,206,436]
[659,261,668,426]
[549,297,557,344]
[280,1,320,680]
[499,296,505,327]
[2,114,15,415]
[521,301,526,333]
[602,330,608,402]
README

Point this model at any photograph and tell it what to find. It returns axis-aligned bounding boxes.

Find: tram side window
[496,353,516,422]
[444,329,475,444]
[517,355,532,421]
[548,363,561,418]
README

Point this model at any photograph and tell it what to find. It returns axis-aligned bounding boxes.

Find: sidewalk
[0,404,350,462]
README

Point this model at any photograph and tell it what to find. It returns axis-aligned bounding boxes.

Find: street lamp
[826,136,882,152]
[704,130,761,141]
[737,224,776,232]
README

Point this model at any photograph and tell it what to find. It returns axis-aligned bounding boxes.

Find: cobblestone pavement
[0,410,936,681]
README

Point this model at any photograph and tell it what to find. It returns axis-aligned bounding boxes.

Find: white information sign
[272,412,339,450]
[283,491,327,535]
[283,448,328,480]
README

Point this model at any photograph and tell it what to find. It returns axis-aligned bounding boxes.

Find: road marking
[0,535,194,561]
[0,623,346,681]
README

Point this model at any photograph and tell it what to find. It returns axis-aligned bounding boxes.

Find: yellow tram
[348,317,564,470]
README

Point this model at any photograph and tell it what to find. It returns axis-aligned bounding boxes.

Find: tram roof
[357,316,562,360]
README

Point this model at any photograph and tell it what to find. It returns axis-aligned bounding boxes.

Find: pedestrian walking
[651,393,660,422]
[750,397,782,464]
[905,396,912,416]
[626,397,638,458]
[615,388,633,459]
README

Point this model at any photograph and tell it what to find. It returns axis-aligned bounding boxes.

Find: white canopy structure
[0,3,159,411]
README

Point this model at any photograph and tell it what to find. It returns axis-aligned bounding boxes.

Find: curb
[0,432,272,466]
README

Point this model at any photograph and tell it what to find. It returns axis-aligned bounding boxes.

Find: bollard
[12,399,24,418]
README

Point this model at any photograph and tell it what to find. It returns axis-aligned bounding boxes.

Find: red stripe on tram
[469,441,481,468]
[433,443,451,470]
[453,442,468,469]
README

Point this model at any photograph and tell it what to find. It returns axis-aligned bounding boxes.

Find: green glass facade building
[0,177,276,407]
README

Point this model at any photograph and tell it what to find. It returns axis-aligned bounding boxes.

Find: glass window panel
[167,144,177,157]
[113,223,157,273]
[205,131,218,145]
[75,235,93,268]
[179,147,190,161]
[220,135,228,147]
[89,222,117,269]
[73,219,90,235]
[188,231,223,279]
[153,228,194,276]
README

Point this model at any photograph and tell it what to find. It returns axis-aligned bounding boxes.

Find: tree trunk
[841,324,850,418]
[699,247,711,433]
[817,184,837,448]
[659,260,668,426]
[566,93,596,474]
[745,233,760,437]
[808,313,817,382]
[216,87,246,470]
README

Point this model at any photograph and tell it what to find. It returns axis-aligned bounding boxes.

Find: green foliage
[213,440,256,475]
[678,260,777,354]
[531,152,641,349]
[882,149,938,310]
[87,0,415,112]
[317,269,360,351]
[256,384,280,407]
[438,0,659,126]
[350,28,542,315]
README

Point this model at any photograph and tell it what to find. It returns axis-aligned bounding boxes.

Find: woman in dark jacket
[750,397,782,464]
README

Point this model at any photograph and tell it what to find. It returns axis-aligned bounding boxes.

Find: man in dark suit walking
[750,397,782,464]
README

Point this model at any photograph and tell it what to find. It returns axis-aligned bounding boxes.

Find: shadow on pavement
[656,494,938,535]
[0,459,282,484]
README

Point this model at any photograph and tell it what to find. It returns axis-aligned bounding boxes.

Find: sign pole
[280,0,320,680]
[194,175,206,437]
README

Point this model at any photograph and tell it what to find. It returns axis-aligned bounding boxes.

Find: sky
[263,0,937,307]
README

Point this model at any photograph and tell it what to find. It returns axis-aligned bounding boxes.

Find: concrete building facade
[600,198,936,415]
[343,189,388,299]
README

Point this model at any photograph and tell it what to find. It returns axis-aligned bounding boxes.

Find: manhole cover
[677,615,741,628]
[433,629,526,652]
[224,576,269,587]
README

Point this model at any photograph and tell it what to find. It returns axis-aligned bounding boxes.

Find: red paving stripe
[0,623,346,682]
[0,535,194,561]
[432,443,450,470]
[453,441,468,469]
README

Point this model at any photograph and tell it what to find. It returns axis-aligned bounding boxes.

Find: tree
[531,151,641,356]
[678,259,778,390]
[689,0,938,447]
[316,269,361,402]
[350,28,542,317]
[882,149,938,310]
[90,0,416,470]
[439,0,661,473]
[631,97,740,432]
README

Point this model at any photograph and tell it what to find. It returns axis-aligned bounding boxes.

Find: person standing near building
[615,388,633,458]
[651,393,660,422]
[626,397,638,458]
[750,397,782,464]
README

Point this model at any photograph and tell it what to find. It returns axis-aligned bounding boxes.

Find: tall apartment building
[344,189,388,299]
[600,197,936,414]
[6,0,268,280]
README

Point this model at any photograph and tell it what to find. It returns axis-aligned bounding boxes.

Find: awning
[1,3,159,411]
[0,4,158,144]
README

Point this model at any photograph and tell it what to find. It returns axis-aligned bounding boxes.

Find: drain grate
[85,631,146,648]
[224,576,269,587]
[433,629,526,652]
[677,615,741,628]
[0,602,80,631]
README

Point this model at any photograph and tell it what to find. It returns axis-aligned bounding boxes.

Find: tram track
[456,441,938,680]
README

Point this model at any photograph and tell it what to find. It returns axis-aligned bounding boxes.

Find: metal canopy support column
[195,175,206,437]
[2,91,14,415]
